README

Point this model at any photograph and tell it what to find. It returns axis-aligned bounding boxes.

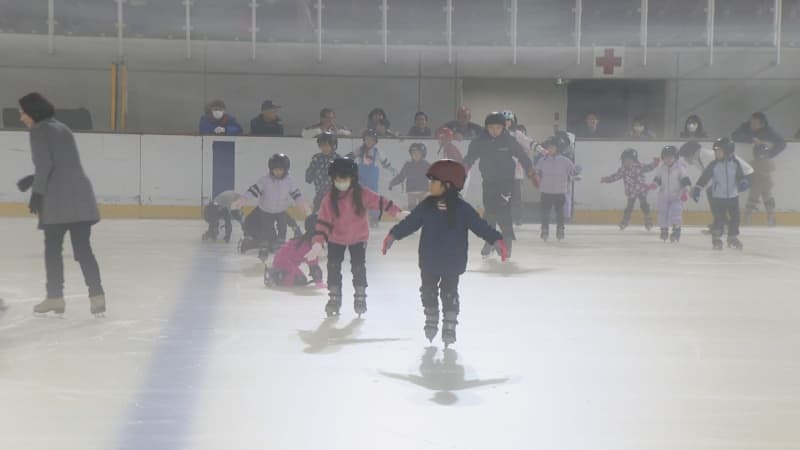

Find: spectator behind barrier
[442,105,483,140]
[575,112,608,139]
[626,116,657,140]
[250,100,284,136]
[680,114,708,139]
[367,108,396,137]
[301,107,352,138]
[407,111,432,137]
[199,100,243,136]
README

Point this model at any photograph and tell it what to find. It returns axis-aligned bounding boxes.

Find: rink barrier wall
[2,131,800,224]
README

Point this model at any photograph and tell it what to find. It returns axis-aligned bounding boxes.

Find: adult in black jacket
[250,100,284,136]
[731,112,786,226]
[463,112,534,258]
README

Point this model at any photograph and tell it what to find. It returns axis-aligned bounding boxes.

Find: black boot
[442,311,458,348]
[669,226,681,243]
[540,226,549,242]
[325,285,342,317]
[354,286,367,317]
[556,226,565,241]
[424,307,439,342]
[660,227,669,241]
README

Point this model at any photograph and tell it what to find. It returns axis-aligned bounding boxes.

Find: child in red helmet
[435,127,464,163]
[382,159,507,348]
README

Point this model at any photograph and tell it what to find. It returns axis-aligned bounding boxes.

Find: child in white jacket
[651,145,692,242]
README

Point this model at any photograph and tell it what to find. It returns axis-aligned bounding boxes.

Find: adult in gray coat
[18,92,106,317]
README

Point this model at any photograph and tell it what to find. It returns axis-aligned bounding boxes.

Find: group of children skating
[200,111,759,347]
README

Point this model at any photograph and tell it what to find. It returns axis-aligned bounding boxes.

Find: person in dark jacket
[575,112,608,139]
[731,112,786,226]
[407,111,432,137]
[18,92,106,317]
[443,106,484,140]
[305,132,342,212]
[389,143,432,209]
[382,159,507,347]
[249,100,284,136]
[690,138,751,250]
[680,114,708,139]
[199,99,243,136]
[463,112,534,258]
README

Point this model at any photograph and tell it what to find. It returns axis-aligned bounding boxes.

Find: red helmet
[435,127,454,142]
[426,159,467,191]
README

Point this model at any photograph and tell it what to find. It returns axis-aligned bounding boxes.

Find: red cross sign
[594,47,624,77]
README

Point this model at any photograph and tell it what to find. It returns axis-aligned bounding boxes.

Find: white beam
[250,0,259,61]
[511,0,518,64]
[381,0,388,63]
[640,0,648,66]
[774,0,783,64]
[445,0,453,64]
[47,0,55,54]
[575,0,582,64]
[316,0,323,62]
[182,0,193,59]
[115,0,125,59]
[706,0,715,65]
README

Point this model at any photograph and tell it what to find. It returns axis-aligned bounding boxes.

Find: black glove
[17,175,34,192]
[690,186,701,203]
[28,193,43,215]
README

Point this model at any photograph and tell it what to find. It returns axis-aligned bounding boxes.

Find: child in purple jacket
[533,137,581,241]
[600,148,660,230]
[265,215,325,288]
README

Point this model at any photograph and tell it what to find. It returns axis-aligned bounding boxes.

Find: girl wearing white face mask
[304,157,408,318]
[680,114,708,139]
[199,99,243,136]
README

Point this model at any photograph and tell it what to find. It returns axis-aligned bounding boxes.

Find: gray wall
[1,34,799,139]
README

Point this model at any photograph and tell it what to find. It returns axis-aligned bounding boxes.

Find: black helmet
[408,142,427,159]
[541,137,559,149]
[484,112,506,127]
[620,148,639,161]
[678,141,701,159]
[328,157,359,179]
[268,153,290,173]
[362,128,379,141]
[712,137,735,155]
[316,132,338,151]
[661,145,678,160]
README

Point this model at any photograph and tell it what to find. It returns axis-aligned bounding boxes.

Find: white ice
[1,218,799,450]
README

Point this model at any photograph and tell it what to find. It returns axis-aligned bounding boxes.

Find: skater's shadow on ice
[298,317,403,354]
[380,346,509,406]
[467,260,552,277]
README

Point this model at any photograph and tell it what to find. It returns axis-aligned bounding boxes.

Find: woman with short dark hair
[18,92,106,317]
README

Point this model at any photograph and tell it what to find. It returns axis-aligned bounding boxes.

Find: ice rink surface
[1,218,799,450]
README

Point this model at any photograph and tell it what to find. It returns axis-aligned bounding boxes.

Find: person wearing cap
[250,100,285,136]
[199,99,243,136]
[442,106,484,140]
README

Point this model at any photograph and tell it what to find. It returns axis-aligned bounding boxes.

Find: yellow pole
[120,62,128,130]
[110,62,118,131]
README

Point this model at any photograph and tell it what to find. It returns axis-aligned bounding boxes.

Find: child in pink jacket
[304,157,407,318]
[266,214,325,288]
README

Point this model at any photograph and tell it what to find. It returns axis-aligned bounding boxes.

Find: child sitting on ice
[265,214,325,288]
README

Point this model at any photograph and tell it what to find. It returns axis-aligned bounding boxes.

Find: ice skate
[424,307,439,342]
[727,236,743,250]
[669,227,681,243]
[257,248,271,262]
[263,266,275,287]
[325,286,342,317]
[441,311,458,348]
[238,237,259,254]
[33,298,65,316]
[644,216,653,231]
[619,220,629,230]
[481,242,493,258]
[659,228,669,242]
[556,226,565,241]
[201,230,216,242]
[540,228,549,242]
[354,286,367,317]
[89,295,106,317]
[712,237,723,250]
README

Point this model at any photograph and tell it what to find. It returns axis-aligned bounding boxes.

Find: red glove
[600,176,610,183]
[494,240,509,262]
[680,191,689,203]
[532,174,541,189]
[652,157,661,166]
[381,234,395,255]
[647,183,658,191]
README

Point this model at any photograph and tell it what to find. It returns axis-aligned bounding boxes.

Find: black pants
[710,198,740,238]
[540,193,566,231]
[43,222,104,299]
[622,195,651,224]
[244,209,297,243]
[420,272,460,313]
[205,205,243,241]
[327,242,367,288]
[482,181,515,245]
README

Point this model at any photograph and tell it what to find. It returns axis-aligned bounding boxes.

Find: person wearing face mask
[626,117,656,139]
[680,115,707,139]
[199,100,243,136]
[463,112,535,259]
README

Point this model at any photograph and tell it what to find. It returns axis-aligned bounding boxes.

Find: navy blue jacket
[389,196,503,275]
